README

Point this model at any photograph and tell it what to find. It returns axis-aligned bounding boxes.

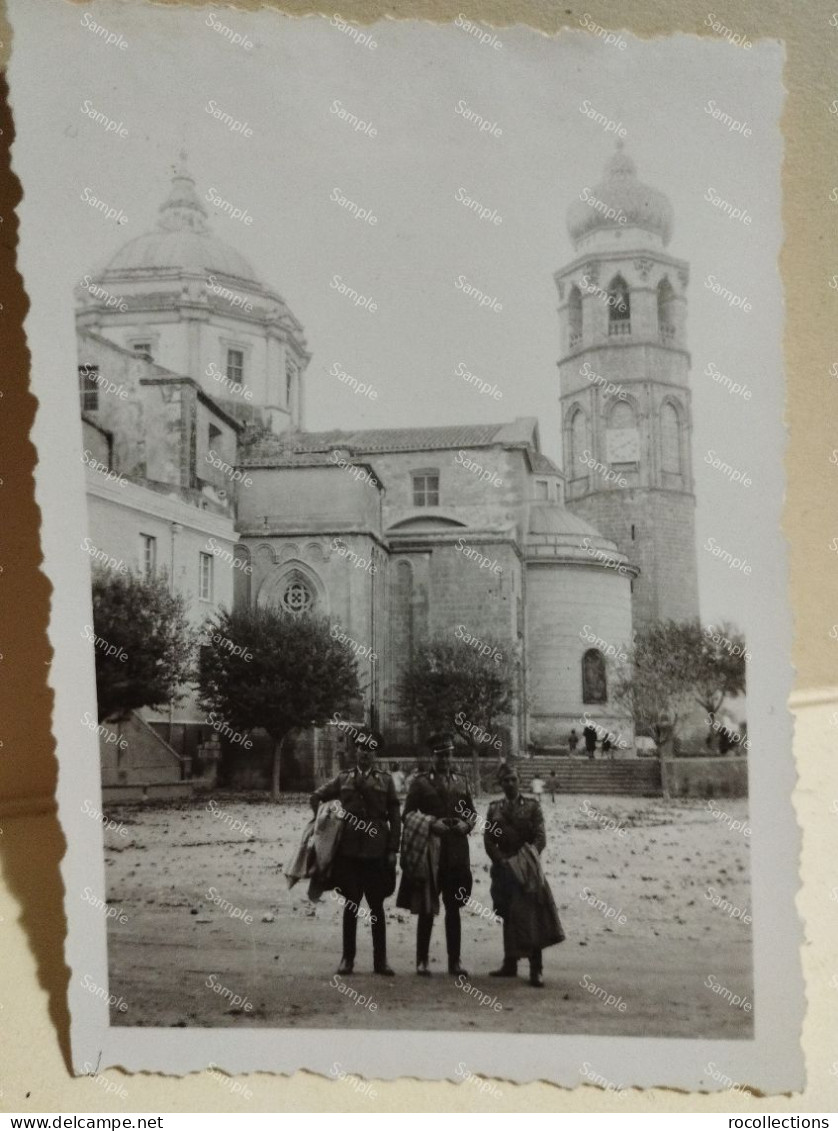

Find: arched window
[608,274,631,335]
[609,400,636,432]
[569,407,588,476]
[657,278,676,343]
[568,285,583,348]
[661,402,682,475]
[280,574,315,614]
[582,649,607,704]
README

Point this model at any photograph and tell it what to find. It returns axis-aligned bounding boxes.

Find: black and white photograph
[6,0,799,1092]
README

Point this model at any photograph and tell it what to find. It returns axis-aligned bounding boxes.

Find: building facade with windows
[76,146,700,779]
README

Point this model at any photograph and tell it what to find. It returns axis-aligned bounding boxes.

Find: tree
[90,566,196,723]
[198,605,362,799]
[398,634,517,789]
[613,619,747,752]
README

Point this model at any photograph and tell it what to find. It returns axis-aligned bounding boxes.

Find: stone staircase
[517,758,662,797]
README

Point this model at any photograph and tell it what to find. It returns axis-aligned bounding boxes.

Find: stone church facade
[76,145,698,770]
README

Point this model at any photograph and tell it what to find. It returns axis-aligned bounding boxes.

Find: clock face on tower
[606,427,640,464]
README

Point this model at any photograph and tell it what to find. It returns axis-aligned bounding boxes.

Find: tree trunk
[270,732,290,801]
[470,742,481,795]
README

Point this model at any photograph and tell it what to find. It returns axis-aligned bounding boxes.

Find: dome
[527,504,606,539]
[99,152,260,284]
[567,143,673,247]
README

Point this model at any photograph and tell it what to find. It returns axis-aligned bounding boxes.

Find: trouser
[416,863,471,966]
[502,918,542,973]
[333,857,388,966]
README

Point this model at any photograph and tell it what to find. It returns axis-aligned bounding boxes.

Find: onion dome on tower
[566,141,674,250]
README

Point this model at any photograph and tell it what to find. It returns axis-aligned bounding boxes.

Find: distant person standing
[568,728,579,755]
[545,772,559,802]
[601,736,613,759]
[531,775,545,800]
[583,723,598,760]
[390,761,406,794]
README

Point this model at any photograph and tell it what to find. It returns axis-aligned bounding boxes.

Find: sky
[11,1,785,625]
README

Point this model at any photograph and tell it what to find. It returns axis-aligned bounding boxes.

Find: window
[132,342,152,361]
[582,648,607,704]
[79,365,99,413]
[657,277,676,342]
[226,348,244,383]
[569,408,588,476]
[534,479,549,501]
[568,285,583,348]
[412,471,439,507]
[208,423,222,449]
[631,524,636,540]
[141,534,157,579]
[608,274,631,335]
[199,552,213,601]
[661,402,682,474]
[281,576,314,614]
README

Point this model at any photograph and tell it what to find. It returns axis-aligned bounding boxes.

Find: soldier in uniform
[310,727,400,976]
[485,763,563,987]
[399,732,476,977]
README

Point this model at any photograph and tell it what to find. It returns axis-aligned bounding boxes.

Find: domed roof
[100,152,260,283]
[527,504,606,538]
[567,143,673,246]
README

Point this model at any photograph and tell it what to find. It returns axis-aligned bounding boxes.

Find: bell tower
[555,143,699,628]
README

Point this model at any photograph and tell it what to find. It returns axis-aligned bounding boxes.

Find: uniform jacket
[484,793,546,863]
[311,766,401,859]
[402,768,477,877]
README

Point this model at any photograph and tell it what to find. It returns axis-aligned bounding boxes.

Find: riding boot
[341,905,357,965]
[416,912,434,965]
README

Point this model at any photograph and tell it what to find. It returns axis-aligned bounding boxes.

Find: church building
[76,144,698,780]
